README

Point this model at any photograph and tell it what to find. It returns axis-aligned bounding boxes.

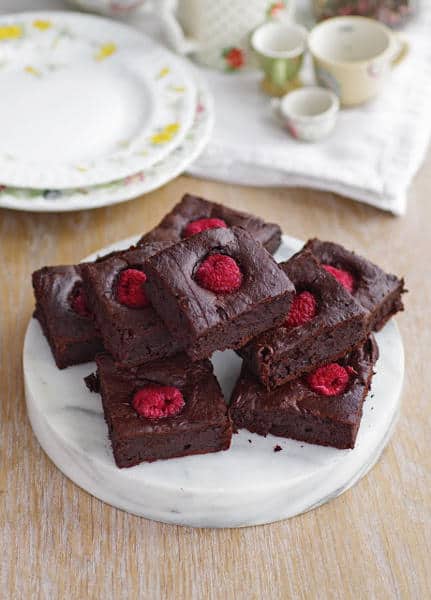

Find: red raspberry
[322,264,355,293]
[307,363,350,396]
[285,291,317,327]
[70,285,90,317]
[132,385,185,419]
[195,253,242,293]
[183,218,227,238]
[116,268,149,308]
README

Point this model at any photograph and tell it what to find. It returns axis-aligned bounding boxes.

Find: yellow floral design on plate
[150,123,180,145]
[24,66,41,77]
[157,67,170,79]
[33,20,52,31]
[0,24,23,41]
[95,42,117,62]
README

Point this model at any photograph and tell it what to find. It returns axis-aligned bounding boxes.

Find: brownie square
[230,337,379,450]
[32,264,104,369]
[138,193,282,254]
[304,239,405,331]
[81,242,183,367]
[144,227,295,361]
[95,353,232,467]
[238,250,369,389]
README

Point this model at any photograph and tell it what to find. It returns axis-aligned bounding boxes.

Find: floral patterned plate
[0,11,197,189]
[0,83,213,212]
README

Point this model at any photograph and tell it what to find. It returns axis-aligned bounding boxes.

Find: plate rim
[0,80,213,212]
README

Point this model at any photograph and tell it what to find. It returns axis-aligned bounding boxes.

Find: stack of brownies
[32,194,406,468]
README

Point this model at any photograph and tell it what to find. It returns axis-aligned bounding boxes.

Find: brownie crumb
[274,445,282,452]
[85,372,99,393]
[248,439,252,444]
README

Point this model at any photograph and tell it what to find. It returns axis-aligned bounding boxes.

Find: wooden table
[1,153,430,599]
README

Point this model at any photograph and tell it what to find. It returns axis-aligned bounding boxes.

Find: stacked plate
[0,11,214,211]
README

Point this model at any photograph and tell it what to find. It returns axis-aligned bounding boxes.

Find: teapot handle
[391,33,409,68]
[142,0,199,54]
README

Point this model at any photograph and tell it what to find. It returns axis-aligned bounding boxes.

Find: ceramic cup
[308,16,409,106]
[271,86,339,141]
[251,21,308,96]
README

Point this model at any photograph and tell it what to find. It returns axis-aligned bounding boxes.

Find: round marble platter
[24,235,404,528]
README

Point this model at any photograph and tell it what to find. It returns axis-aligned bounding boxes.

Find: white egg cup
[272,86,339,142]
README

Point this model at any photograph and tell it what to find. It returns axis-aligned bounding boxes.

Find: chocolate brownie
[230,337,379,450]
[32,265,104,369]
[138,193,282,254]
[238,250,369,389]
[81,242,182,367]
[95,353,232,467]
[304,239,405,331]
[144,227,295,361]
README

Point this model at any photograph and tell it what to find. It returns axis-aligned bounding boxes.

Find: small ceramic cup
[251,21,308,96]
[271,86,339,141]
[308,16,409,106]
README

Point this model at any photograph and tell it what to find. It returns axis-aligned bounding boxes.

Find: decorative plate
[0,12,197,189]
[67,1,145,17]
[0,83,212,212]
[24,235,404,528]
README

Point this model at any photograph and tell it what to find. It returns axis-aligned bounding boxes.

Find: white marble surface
[24,235,404,528]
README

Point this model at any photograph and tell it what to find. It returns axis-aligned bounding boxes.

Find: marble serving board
[23,235,404,528]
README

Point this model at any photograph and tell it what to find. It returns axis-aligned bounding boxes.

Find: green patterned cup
[251,21,307,96]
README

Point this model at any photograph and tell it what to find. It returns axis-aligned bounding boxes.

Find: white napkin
[5,0,431,214]
[187,7,431,215]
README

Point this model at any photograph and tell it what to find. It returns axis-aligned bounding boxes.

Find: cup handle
[270,98,283,122]
[391,33,409,68]
[142,0,199,54]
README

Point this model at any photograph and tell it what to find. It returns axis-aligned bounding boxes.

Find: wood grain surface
[1,155,430,599]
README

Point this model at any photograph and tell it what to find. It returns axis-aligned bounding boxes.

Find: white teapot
[70,0,295,71]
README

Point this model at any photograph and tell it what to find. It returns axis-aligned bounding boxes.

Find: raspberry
[116,268,149,308]
[307,363,350,396]
[183,218,227,238]
[132,385,185,419]
[285,291,317,327]
[70,284,90,317]
[195,253,242,293]
[322,264,355,293]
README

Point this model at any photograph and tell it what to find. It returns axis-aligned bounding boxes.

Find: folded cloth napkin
[6,0,431,214]
[188,7,431,215]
